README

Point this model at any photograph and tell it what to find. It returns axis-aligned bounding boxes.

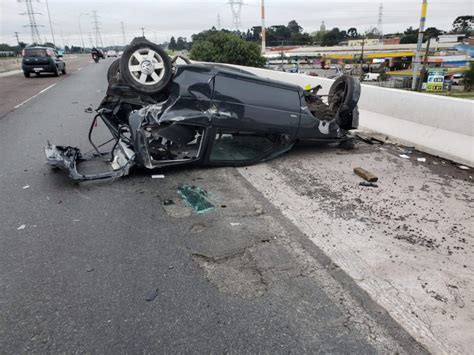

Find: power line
[92,10,103,47]
[228,0,243,30]
[18,0,43,44]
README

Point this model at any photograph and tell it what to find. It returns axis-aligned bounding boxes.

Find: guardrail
[224,64,474,166]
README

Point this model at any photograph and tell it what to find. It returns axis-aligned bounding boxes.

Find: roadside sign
[426,68,446,92]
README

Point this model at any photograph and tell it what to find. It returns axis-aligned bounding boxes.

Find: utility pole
[411,0,428,90]
[141,27,145,38]
[92,11,103,47]
[261,0,266,54]
[121,21,126,45]
[359,35,366,81]
[18,0,43,44]
[417,36,432,91]
[377,3,383,44]
[44,0,56,46]
[228,0,243,30]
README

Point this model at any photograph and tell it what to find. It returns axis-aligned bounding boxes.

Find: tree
[452,15,473,34]
[190,32,266,67]
[287,20,302,34]
[176,37,187,51]
[321,28,346,46]
[400,27,419,44]
[169,36,177,51]
[347,27,359,39]
[424,27,443,40]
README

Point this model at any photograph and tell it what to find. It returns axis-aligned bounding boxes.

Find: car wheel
[61,66,67,75]
[119,39,172,95]
[23,71,30,78]
[107,58,121,83]
[329,75,360,114]
[53,66,60,77]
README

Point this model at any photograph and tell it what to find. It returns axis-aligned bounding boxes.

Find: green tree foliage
[347,27,359,39]
[190,32,266,67]
[424,27,443,40]
[321,28,346,46]
[176,37,188,51]
[168,36,177,51]
[452,15,473,34]
[400,27,419,44]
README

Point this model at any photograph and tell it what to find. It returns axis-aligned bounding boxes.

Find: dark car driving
[45,38,360,182]
[22,46,66,77]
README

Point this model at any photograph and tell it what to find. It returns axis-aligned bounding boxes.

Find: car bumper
[22,64,54,73]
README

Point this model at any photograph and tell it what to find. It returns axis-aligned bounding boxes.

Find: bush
[190,32,266,68]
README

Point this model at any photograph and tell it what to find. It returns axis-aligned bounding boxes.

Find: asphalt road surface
[0,58,426,353]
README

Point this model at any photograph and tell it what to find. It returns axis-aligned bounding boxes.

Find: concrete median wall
[224,64,474,166]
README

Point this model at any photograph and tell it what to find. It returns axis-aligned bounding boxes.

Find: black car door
[211,73,301,137]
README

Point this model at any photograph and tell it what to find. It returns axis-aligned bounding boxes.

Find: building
[348,39,380,47]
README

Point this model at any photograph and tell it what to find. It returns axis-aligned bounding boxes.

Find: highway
[1,57,467,353]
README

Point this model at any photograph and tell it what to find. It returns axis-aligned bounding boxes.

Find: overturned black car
[46,38,361,181]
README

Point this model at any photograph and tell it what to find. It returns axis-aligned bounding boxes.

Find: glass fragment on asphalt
[177,185,214,214]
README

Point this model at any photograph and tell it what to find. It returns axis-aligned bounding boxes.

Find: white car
[106,50,117,58]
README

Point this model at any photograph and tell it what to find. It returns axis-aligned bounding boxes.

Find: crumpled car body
[46,62,360,182]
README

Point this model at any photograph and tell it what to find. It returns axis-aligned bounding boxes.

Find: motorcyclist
[91,47,100,62]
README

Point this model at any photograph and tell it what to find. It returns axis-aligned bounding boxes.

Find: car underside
[45,38,361,182]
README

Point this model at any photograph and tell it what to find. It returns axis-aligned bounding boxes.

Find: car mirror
[57,54,63,58]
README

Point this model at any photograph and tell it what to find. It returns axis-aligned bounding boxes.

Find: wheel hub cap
[140,60,154,75]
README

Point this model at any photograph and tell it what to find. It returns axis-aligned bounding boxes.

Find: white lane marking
[13,83,57,109]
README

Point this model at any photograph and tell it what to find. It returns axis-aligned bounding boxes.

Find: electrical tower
[92,11,104,47]
[377,3,384,42]
[217,14,221,30]
[121,22,126,45]
[228,0,243,30]
[18,0,43,44]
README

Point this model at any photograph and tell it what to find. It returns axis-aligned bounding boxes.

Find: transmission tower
[121,22,126,45]
[228,0,243,30]
[217,14,221,30]
[92,10,104,47]
[18,0,43,44]
[377,3,384,42]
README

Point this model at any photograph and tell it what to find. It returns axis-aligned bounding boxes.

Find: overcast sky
[0,0,472,47]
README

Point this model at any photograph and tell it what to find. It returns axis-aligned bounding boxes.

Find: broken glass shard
[177,185,214,214]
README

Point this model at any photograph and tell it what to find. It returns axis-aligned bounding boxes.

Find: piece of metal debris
[145,288,159,302]
[17,224,26,230]
[177,185,214,214]
[84,107,93,113]
[354,167,378,182]
[399,154,410,159]
[359,182,379,188]
[151,174,165,179]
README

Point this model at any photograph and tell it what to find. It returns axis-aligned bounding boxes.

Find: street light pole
[261,0,266,55]
[78,13,89,53]
[411,0,428,90]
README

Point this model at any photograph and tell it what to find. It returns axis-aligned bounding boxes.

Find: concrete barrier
[224,64,474,166]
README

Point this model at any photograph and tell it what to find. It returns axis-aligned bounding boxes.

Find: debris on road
[458,165,470,170]
[163,199,174,206]
[145,288,159,302]
[17,224,26,230]
[22,185,30,189]
[356,133,385,145]
[84,107,93,113]
[359,182,379,188]
[399,154,410,159]
[151,174,165,179]
[417,158,426,162]
[230,222,241,226]
[354,167,378,182]
[177,185,214,214]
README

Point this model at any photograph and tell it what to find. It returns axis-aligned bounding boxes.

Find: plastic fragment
[417,158,426,162]
[399,154,410,159]
[17,224,26,230]
[230,222,241,226]
[22,185,30,189]
[152,174,165,179]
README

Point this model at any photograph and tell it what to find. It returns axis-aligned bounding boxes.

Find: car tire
[107,58,121,83]
[61,66,66,75]
[329,75,361,114]
[119,39,172,95]
[53,66,60,77]
[24,71,30,78]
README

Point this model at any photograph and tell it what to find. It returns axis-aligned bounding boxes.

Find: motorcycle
[92,54,99,63]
